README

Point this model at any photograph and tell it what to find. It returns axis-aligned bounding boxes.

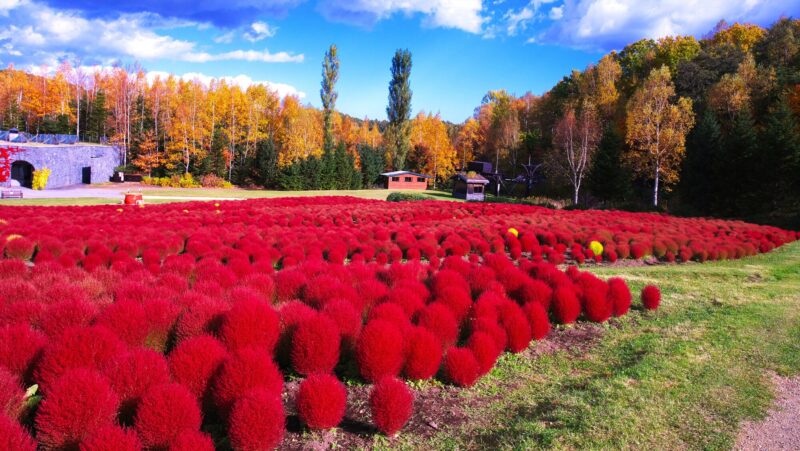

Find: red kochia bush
[580,275,612,323]
[35,325,126,392]
[522,301,551,340]
[498,303,532,353]
[291,314,341,375]
[78,425,142,451]
[168,430,215,451]
[40,298,99,339]
[218,299,280,354]
[0,414,36,451]
[35,369,120,450]
[103,348,170,421]
[94,300,149,347]
[0,368,23,420]
[607,277,632,317]
[356,320,405,382]
[135,383,202,448]
[173,298,229,343]
[641,285,661,310]
[417,302,459,349]
[369,377,413,437]
[552,286,581,324]
[443,347,481,387]
[0,324,47,381]
[168,335,228,400]
[467,331,500,375]
[4,236,35,260]
[211,348,283,415]
[296,373,347,430]
[228,388,285,451]
[403,326,443,381]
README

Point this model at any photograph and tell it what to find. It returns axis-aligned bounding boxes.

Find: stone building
[7,144,120,189]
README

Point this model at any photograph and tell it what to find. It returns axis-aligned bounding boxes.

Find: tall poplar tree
[321,44,340,152]
[386,49,413,170]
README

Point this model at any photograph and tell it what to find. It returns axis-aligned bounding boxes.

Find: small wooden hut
[452,172,490,201]
[380,171,431,190]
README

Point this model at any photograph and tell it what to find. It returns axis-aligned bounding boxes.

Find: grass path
[401,242,800,450]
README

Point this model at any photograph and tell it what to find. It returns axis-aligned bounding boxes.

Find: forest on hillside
[0,18,798,224]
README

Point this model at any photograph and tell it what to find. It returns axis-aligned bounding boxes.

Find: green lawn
[398,242,800,450]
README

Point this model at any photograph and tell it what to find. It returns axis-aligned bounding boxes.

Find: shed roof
[455,173,490,184]
[381,171,433,178]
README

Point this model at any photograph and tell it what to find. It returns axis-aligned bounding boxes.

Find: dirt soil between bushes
[735,373,800,451]
[277,322,605,450]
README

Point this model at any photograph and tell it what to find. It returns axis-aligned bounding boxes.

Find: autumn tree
[132,130,159,176]
[482,90,520,174]
[386,49,413,170]
[625,66,695,207]
[553,100,601,204]
[454,118,482,169]
[321,44,340,151]
[409,112,457,188]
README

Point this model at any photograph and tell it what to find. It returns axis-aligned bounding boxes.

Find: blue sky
[1,1,797,123]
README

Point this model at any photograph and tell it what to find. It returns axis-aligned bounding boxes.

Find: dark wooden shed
[452,172,490,201]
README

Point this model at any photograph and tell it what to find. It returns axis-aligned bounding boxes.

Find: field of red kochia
[0,197,796,450]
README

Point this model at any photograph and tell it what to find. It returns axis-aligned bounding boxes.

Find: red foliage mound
[218,299,279,353]
[0,324,46,382]
[168,430,215,451]
[522,301,551,340]
[35,325,126,392]
[228,388,285,451]
[78,425,142,451]
[641,285,661,310]
[369,377,413,437]
[580,274,612,323]
[403,326,442,381]
[0,413,36,451]
[103,348,170,422]
[290,314,341,375]
[134,383,202,448]
[35,369,119,449]
[211,348,283,415]
[552,286,581,324]
[608,277,632,317]
[168,335,228,399]
[417,302,459,349]
[356,319,405,382]
[467,331,501,375]
[0,368,23,420]
[443,347,480,387]
[296,373,347,430]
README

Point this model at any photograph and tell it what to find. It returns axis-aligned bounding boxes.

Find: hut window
[392,177,400,182]
[474,186,483,193]
[417,177,425,182]
[404,177,412,182]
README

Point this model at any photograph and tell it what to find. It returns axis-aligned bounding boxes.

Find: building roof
[455,172,490,184]
[380,171,433,178]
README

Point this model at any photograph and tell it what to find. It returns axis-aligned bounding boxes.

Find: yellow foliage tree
[410,112,457,187]
[625,66,695,207]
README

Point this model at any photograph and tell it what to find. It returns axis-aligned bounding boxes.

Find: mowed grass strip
[401,241,800,450]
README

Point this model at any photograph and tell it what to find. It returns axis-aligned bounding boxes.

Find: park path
[735,373,800,450]
[18,185,240,202]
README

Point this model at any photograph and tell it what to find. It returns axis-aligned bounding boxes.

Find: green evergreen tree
[587,126,631,202]
[358,145,386,188]
[206,128,228,178]
[680,110,722,213]
[760,96,800,204]
[720,107,759,214]
[333,143,352,189]
[278,160,304,190]
[253,139,279,187]
[386,49,413,170]
[321,44,340,152]
[88,90,108,142]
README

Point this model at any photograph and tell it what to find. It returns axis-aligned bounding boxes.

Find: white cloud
[549,5,563,20]
[0,0,303,65]
[502,0,558,36]
[183,49,303,63]
[243,21,277,42]
[542,0,800,50]
[146,70,306,99]
[213,30,236,44]
[321,0,486,34]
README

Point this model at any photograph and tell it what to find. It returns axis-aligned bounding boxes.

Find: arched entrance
[11,161,34,188]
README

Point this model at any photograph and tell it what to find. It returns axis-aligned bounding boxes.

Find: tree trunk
[653,165,660,207]
[574,185,579,205]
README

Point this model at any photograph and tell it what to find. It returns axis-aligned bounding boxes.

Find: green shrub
[386,192,431,202]
[200,174,234,188]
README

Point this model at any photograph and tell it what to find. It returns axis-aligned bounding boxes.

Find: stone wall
[12,145,120,189]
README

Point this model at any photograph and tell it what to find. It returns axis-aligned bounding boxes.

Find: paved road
[17,184,239,201]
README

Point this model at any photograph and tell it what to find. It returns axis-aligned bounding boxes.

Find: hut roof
[380,170,433,178]
[454,172,490,184]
